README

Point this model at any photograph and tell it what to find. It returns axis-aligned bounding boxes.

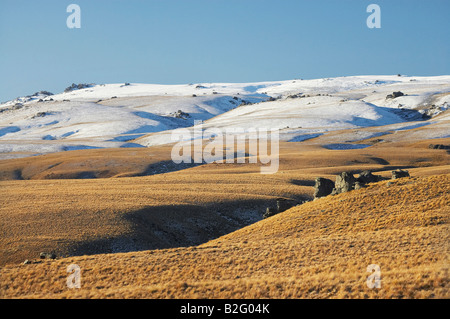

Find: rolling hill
[1,172,448,298]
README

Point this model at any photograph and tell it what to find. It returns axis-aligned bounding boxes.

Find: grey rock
[314,177,335,198]
[386,91,405,99]
[173,110,190,119]
[33,91,53,96]
[428,144,450,150]
[354,181,363,190]
[357,170,381,184]
[391,169,410,179]
[333,172,356,194]
[39,252,56,260]
[64,83,94,93]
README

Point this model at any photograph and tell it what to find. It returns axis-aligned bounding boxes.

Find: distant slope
[0,93,255,159]
[137,75,450,147]
[1,174,448,298]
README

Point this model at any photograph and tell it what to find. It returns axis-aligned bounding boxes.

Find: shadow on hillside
[367,157,390,165]
[290,179,315,187]
[137,160,201,176]
[67,197,307,258]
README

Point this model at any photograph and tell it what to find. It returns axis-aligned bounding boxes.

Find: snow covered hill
[0,75,449,159]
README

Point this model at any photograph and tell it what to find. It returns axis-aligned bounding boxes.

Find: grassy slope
[1,139,449,267]
[0,174,448,298]
[0,146,175,180]
[0,172,306,267]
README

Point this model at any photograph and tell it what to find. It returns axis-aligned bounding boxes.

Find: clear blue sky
[1,0,449,101]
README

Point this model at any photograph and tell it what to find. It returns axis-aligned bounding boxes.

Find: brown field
[0,137,449,298]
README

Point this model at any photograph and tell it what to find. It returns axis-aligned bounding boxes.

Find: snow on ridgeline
[0,75,449,159]
[2,75,450,108]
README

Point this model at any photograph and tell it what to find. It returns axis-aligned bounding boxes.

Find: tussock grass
[1,174,448,298]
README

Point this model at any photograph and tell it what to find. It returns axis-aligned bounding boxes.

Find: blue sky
[0,0,449,101]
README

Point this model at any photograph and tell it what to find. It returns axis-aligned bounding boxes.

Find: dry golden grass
[0,146,176,180]
[0,171,308,267]
[0,174,448,299]
[1,137,449,180]
[1,139,449,267]
[0,136,449,298]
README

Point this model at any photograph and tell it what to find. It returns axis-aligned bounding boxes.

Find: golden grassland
[0,136,449,298]
[1,139,449,266]
[0,146,176,180]
[0,174,448,298]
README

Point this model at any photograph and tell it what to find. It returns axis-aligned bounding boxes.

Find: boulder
[33,112,47,118]
[357,170,381,184]
[314,177,335,198]
[333,172,356,194]
[64,83,93,93]
[391,169,410,179]
[32,91,53,96]
[173,110,190,119]
[39,252,56,260]
[428,144,450,150]
[354,181,363,190]
[386,91,405,99]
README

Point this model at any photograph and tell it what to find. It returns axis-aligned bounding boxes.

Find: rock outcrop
[314,177,335,199]
[314,170,383,199]
[39,252,56,260]
[428,144,450,150]
[332,172,356,194]
[357,170,381,184]
[391,169,410,179]
[386,91,405,99]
